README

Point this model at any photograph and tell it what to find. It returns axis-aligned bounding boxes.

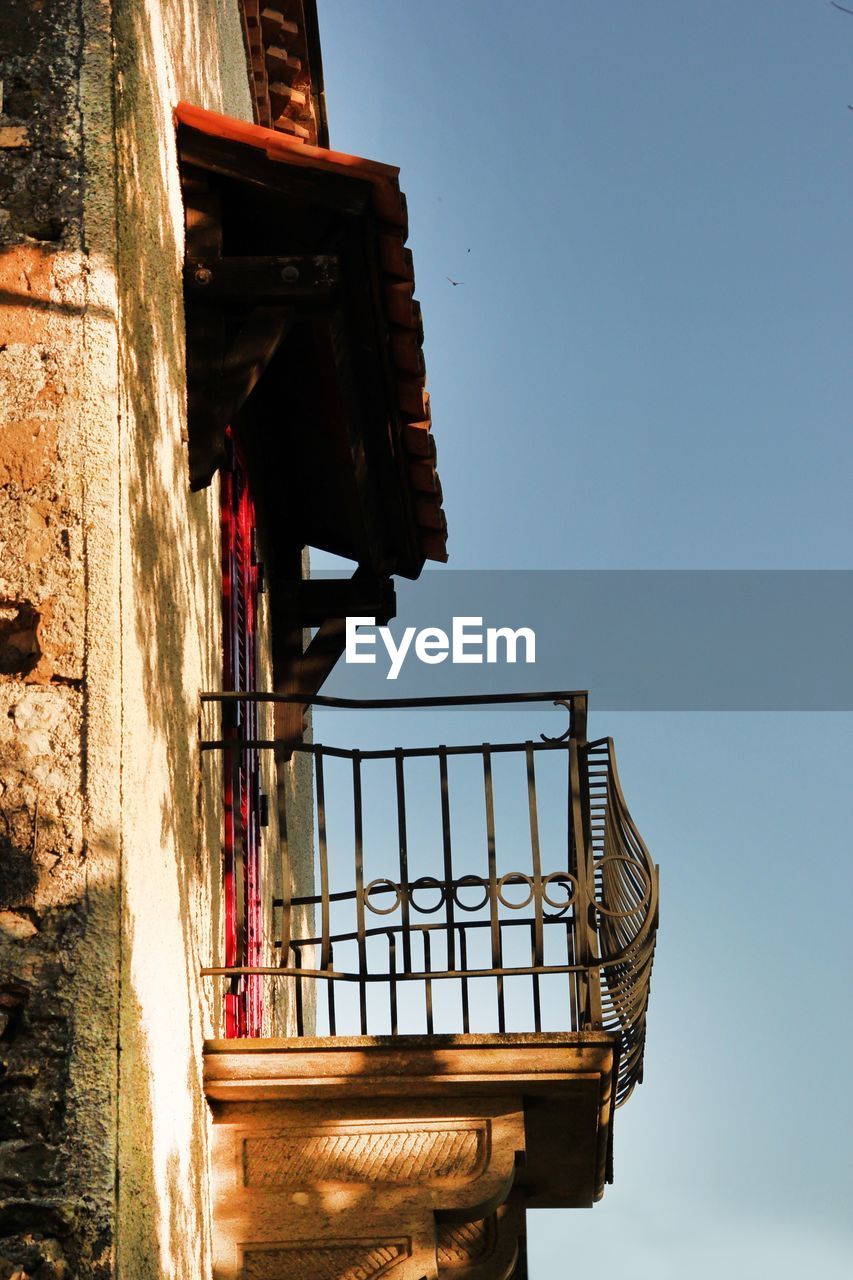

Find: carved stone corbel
[205,1033,618,1280]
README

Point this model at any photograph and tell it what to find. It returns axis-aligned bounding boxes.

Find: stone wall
[1,0,120,1273]
[1,1,267,1276]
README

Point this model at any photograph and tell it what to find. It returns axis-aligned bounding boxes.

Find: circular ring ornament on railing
[364,877,402,915]
[452,874,490,912]
[540,697,573,743]
[496,872,535,910]
[542,871,578,914]
[409,875,447,915]
[593,855,652,919]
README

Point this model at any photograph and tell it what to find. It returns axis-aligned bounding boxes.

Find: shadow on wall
[0,288,115,321]
[0,875,206,1280]
[111,0,251,1275]
[0,888,88,1277]
[0,893,215,1279]
[115,911,215,1280]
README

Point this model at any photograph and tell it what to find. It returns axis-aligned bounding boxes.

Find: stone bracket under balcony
[204,1032,619,1280]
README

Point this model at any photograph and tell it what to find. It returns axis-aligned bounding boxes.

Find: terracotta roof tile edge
[175,102,399,182]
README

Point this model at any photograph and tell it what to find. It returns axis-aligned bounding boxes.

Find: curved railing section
[585,738,659,1106]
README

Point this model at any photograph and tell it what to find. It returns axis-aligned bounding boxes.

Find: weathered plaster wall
[110,2,253,1277]
[1,1,120,1277]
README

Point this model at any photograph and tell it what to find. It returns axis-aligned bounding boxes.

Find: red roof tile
[239,1,327,144]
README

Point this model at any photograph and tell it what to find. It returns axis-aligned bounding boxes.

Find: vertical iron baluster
[579,738,603,1029]
[530,921,542,1033]
[566,747,581,1027]
[231,722,245,1004]
[278,768,292,973]
[293,945,304,1037]
[394,750,412,974]
[566,919,578,1031]
[482,748,503,1031]
[388,931,398,1034]
[497,921,506,1034]
[581,742,601,1029]
[315,751,331,979]
[439,747,456,972]
[526,743,544,969]
[563,747,578,1029]
[459,927,470,1034]
[424,929,434,1035]
[327,942,336,1036]
[567,741,587,1025]
[352,751,368,1035]
[570,739,602,1028]
[246,691,261,1036]
[572,693,588,748]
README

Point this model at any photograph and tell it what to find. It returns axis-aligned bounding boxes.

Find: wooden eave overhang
[176,101,447,580]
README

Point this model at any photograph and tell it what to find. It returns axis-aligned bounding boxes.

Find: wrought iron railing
[200,691,658,1107]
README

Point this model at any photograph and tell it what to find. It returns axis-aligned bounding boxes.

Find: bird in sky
[446,276,463,286]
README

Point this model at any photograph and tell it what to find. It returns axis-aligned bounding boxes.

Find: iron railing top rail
[200,689,589,744]
[200,689,589,755]
[200,689,589,709]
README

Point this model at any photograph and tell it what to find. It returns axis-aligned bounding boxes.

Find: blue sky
[314,3,853,1275]
[320,0,853,572]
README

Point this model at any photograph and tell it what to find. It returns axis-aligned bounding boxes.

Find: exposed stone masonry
[1,0,111,1273]
[0,0,84,247]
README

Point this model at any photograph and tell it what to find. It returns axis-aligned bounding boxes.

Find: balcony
[200,692,658,1280]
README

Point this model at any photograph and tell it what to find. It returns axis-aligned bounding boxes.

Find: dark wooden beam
[187,306,293,489]
[297,303,392,573]
[273,568,396,753]
[274,575,396,628]
[185,255,339,303]
[274,616,346,756]
[298,616,349,693]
